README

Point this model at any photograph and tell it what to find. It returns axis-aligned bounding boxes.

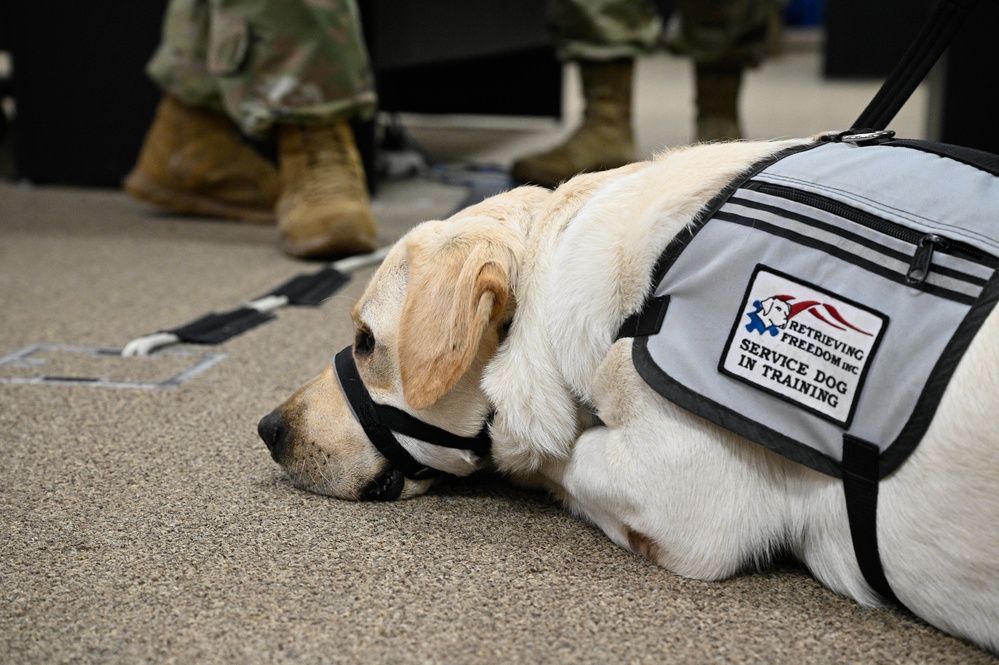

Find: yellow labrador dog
[259,135,999,653]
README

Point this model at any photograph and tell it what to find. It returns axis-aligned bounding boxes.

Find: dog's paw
[489,410,572,474]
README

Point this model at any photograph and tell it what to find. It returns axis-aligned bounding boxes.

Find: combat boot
[695,62,744,142]
[123,95,280,223]
[511,58,636,188]
[276,122,378,259]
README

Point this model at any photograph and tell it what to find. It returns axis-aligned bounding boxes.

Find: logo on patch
[720,266,887,426]
[745,296,875,338]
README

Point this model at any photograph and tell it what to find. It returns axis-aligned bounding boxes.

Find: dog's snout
[257,409,289,461]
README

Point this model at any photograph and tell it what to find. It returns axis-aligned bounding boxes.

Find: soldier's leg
[510,0,663,188]
[209,0,378,258]
[125,0,281,223]
[146,0,222,111]
[669,0,781,142]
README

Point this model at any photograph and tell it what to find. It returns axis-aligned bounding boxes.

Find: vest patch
[720,265,887,427]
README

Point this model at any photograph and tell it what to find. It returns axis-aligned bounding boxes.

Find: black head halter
[333,346,492,481]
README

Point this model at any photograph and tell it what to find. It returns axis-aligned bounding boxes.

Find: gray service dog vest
[620,133,999,601]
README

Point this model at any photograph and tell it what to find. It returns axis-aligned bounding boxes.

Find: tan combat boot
[511,58,636,188]
[276,122,379,259]
[695,62,744,142]
[123,95,280,223]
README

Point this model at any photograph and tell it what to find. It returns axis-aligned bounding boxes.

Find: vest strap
[617,295,670,340]
[842,435,899,604]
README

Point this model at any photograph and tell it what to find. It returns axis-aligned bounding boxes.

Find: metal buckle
[840,130,896,144]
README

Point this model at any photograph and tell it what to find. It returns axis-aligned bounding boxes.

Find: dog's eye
[354,327,376,357]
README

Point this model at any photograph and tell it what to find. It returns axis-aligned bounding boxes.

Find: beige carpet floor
[1,171,996,665]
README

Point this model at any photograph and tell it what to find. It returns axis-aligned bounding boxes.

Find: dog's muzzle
[333,346,492,486]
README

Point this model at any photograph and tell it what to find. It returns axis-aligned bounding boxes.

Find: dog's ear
[398,234,512,411]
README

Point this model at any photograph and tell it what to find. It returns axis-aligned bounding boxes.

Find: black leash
[853,0,980,132]
[121,248,390,357]
[120,168,512,359]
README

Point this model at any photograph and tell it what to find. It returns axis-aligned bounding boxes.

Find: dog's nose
[257,409,289,462]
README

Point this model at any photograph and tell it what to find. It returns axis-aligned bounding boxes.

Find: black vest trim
[632,338,844,478]
[880,271,999,473]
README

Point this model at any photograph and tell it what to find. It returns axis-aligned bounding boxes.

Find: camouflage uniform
[551,0,779,67]
[550,0,664,61]
[666,0,781,68]
[147,0,377,138]
[510,0,781,186]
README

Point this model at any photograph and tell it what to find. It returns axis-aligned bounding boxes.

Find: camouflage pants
[147,0,377,137]
[553,0,780,68]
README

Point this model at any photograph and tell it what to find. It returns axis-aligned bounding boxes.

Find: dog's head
[258,186,550,500]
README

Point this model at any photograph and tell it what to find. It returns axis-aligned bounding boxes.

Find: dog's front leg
[551,424,650,558]
[557,341,792,581]
[558,417,774,581]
